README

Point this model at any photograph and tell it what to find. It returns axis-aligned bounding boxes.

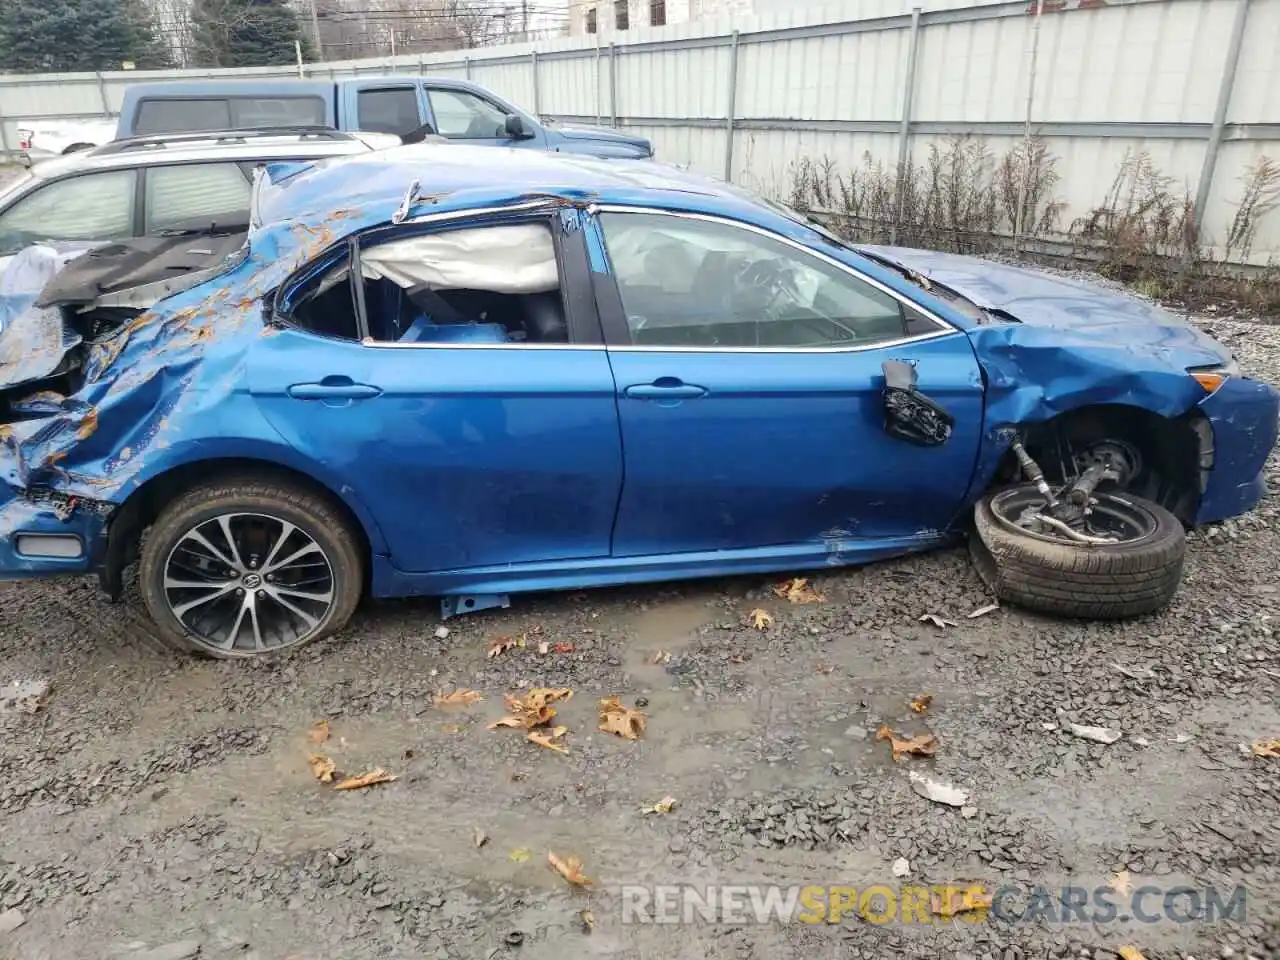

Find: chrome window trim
[346,200,963,354]
[593,204,962,354]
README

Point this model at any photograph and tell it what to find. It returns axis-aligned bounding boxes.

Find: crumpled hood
[857,245,1232,369]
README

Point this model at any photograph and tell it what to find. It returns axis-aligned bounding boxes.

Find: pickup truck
[17,76,653,162]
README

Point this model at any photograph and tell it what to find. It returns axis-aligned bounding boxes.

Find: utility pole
[522,0,529,39]
[307,0,325,61]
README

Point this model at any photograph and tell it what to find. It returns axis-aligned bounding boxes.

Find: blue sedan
[0,145,1275,657]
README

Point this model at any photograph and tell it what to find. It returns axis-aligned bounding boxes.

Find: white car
[0,128,401,276]
[17,118,120,163]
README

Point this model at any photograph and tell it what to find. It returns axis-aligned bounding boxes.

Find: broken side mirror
[881,359,955,447]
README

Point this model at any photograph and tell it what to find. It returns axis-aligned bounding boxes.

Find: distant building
[568,0,758,37]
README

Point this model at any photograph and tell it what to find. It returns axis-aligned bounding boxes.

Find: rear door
[347,83,428,137]
[248,208,623,575]
[588,208,986,557]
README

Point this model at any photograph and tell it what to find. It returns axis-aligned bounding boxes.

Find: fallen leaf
[527,726,570,755]
[525,688,573,711]
[773,577,825,604]
[552,643,576,654]
[749,608,773,630]
[918,613,957,628]
[547,850,592,887]
[488,688,572,730]
[908,770,969,807]
[432,688,484,707]
[509,848,531,862]
[487,636,518,659]
[909,693,934,714]
[579,908,595,933]
[1109,869,1133,896]
[815,663,835,675]
[510,771,527,782]
[307,720,330,744]
[308,754,336,783]
[333,768,397,791]
[441,723,462,734]
[1250,739,1280,757]
[966,602,1000,619]
[930,886,992,918]
[599,696,647,740]
[645,795,678,815]
[1117,947,1147,960]
[1067,722,1122,745]
[473,827,489,848]
[651,649,672,665]
[875,724,938,761]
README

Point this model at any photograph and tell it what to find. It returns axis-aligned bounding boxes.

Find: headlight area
[1187,359,1240,394]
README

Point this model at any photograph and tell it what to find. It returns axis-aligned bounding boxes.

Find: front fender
[961,324,1210,508]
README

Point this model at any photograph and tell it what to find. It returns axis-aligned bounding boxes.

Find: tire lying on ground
[968,483,1187,619]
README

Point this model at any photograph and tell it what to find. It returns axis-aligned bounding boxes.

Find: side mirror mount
[504,114,534,139]
[881,360,955,447]
[400,121,438,145]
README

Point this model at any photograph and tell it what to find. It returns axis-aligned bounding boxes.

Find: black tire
[139,477,364,658]
[969,484,1186,619]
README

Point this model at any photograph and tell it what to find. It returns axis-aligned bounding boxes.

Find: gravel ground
[1,283,1279,957]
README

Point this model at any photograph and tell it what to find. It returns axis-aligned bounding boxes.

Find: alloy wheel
[161,512,336,655]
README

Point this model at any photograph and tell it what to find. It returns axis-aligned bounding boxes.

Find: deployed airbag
[360,223,557,294]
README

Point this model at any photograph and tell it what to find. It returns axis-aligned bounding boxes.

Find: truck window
[426,89,510,139]
[0,170,137,254]
[133,97,325,135]
[145,162,253,232]
[135,99,233,135]
[356,88,421,136]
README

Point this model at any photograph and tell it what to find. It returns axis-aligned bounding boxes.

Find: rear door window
[145,162,253,232]
[0,170,137,254]
[356,88,421,135]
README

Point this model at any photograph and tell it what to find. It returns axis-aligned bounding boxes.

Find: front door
[588,208,985,558]
[249,211,622,574]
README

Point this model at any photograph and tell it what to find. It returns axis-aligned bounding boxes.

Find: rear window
[133,97,327,135]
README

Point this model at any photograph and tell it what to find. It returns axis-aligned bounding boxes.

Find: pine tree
[0,0,172,72]
[189,0,311,68]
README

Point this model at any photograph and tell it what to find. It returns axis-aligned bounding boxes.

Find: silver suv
[0,128,400,273]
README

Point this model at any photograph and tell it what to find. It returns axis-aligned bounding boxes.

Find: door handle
[624,380,708,400]
[288,378,382,400]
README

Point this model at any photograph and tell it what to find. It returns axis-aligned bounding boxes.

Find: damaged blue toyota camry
[0,144,1276,658]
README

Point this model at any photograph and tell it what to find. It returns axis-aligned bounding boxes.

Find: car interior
[286,221,569,345]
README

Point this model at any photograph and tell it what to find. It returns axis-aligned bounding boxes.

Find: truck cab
[112,77,653,160]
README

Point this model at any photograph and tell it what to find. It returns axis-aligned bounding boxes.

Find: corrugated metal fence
[1,0,1277,260]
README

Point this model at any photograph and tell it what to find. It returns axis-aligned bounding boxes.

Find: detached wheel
[969,483,1186,619]
[139,478,364,658]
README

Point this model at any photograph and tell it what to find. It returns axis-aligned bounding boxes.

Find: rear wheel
[139,478,364,658]
[969,483,1186,619]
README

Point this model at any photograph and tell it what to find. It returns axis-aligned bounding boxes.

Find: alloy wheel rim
[162,512,335,654]
[991,487,1157,546]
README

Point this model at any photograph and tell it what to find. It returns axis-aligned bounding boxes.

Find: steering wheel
[730,258,801,319]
